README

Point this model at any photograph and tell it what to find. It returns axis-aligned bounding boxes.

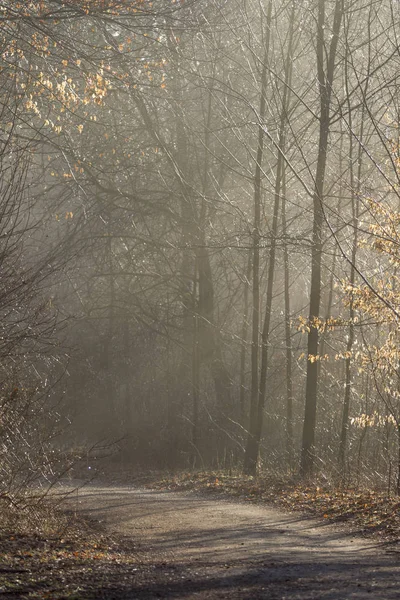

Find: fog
[1,0,400,494]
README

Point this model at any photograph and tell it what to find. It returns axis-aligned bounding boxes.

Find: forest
[1,0,400,503]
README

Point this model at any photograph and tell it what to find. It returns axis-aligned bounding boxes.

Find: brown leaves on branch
[0,1,152,20]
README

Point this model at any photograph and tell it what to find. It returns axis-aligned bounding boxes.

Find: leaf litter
[0,498,142,599]
[146,471,400,543]
[2,470,399,598]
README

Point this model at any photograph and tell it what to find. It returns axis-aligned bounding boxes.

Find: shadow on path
[67,486,400,599]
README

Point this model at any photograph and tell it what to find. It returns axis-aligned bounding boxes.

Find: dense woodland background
[1,0,400,498]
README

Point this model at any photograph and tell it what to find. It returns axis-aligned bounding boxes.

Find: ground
[1,476,400,599]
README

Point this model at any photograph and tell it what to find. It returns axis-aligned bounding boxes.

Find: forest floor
[143,470,400,541]
[0,496,142,600]
[1,470,400,599]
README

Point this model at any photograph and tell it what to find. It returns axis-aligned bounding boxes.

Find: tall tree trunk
[256,0,296,467]
[101,206,116,434]
[244,0,295,474]
[166,33,200,458]
[196,79,232,436]
[239,252,252,428]
[243,0,273,476]
[300,0,344,477]
[281,169,294,468]
[338,25,367,471]
[135,68,233,463]
[191,261,200,465]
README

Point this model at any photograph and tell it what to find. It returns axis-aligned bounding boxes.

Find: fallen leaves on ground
[0,502,141,599]
[2,469,398,597]
[147,471,400,541]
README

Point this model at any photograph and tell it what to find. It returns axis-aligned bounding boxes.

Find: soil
[64,484,400,599]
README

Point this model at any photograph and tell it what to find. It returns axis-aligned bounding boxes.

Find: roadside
[80,464,400,544]
[62,485,400,599]
[2,468,400,599]
[0,497,146,600]
[144,470,400,543]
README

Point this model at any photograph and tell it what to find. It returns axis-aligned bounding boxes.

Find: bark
[172,38,232,454]
[239,252,252,428]
[100,207,117,434]
[243,0,272,474]
[257,0,295,465]
[338,149,358,473]
[300,0,344,478]
[244,0,293,475]
[338,15,369,473]
[135,70,232,460]
[282,169,294,468]
[397,424,400,495]
[191,263,200,464]
[196,80,232,423]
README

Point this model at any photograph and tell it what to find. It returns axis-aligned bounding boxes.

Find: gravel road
[70,485,400,599]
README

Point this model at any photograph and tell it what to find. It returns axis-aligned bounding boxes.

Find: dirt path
[70,485,399,599]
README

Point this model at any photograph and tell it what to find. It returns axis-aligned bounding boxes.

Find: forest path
[69,485,400,599]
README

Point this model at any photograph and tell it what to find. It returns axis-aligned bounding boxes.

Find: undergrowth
[0,494,141,599]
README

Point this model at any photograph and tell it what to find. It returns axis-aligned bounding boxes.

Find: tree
[300,0,344,477]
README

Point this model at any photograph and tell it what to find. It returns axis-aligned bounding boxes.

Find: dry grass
[0,493,143,600]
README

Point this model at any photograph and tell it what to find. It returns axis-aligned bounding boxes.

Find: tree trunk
[239,252,252,428]
[243,0,272,474]
[244,0,294,475]
[338,17,368,474]
[282,169,294,468]
[300,0,344,478]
